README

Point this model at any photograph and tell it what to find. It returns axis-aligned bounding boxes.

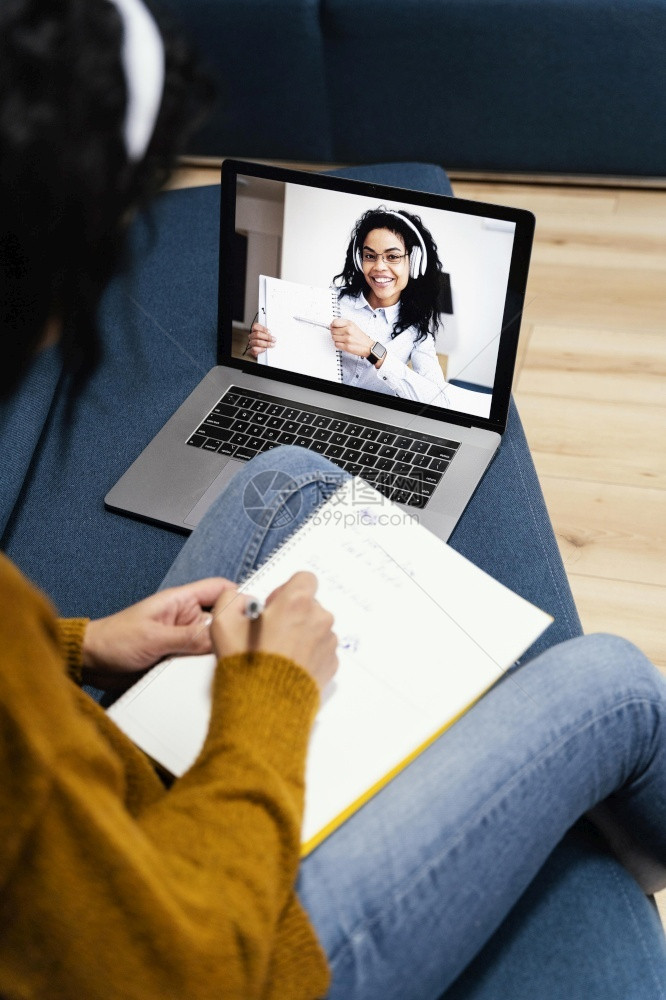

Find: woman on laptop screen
[249,207,487,413]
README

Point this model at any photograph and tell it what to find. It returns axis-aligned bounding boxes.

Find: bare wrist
[81,619,106,672]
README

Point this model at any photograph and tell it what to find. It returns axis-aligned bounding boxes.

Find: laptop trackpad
[184,460,245,529]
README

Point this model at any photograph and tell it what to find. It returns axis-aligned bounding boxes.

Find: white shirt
[336,290,454,407]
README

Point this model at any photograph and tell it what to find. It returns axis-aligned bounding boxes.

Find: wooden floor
[452,179,666,929]
[453,179,666,680]
[172,165,666,923]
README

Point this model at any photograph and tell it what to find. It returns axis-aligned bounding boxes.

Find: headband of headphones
[353,208,428,279]
[108,0,165,161]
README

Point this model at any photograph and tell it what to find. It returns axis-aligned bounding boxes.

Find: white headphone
[107,0,165,162]
[353,208,428,279]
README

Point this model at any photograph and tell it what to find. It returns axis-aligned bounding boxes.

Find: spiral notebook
[107,478,552,855]
[257,275,343,382]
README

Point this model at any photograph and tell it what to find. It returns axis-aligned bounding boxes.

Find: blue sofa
[162,0,666,177]
[2,161,664,997]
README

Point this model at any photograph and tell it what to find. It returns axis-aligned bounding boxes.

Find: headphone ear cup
[409,246,422,279]
[354,242,363,271]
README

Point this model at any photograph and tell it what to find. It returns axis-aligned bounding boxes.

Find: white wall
[280,184,515,389]
[235,180,285,326]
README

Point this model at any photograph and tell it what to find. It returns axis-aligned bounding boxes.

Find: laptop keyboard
[186,387,460,509]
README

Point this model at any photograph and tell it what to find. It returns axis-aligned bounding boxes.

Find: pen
[244,597,264,621]
[293,315,331,330]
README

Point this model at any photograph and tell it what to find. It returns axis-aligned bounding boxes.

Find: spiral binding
[331,287,343,383]
[238,476,350,592]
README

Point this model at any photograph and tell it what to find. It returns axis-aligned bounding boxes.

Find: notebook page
[257,275,342,381]
[236,481,551,848]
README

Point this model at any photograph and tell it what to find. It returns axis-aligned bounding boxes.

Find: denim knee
[578,633,661,695]
[247,445,343,480]
[547,634,665,745]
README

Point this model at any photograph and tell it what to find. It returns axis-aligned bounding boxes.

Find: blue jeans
[161,444,666,999]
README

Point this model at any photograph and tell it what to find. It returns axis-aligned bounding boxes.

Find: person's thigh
[160,446,346,588]
[297,634,666,1000]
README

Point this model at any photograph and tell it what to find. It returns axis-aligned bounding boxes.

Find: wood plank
[456,183,666,270]
[451,171,666,191]
[528,205,666,271]
[539,478,666,587]
[530,234,666,272]
[168,166,220,189]
[522,324,666,376]
[517,325,666,406]
[521,262,666,331]
[516,392,666,489]
[520,369,665,408]
[615,189,666,219]
[535,212,666,236]
[533,210,666,238]
[569,575,666,673]
[453,182,618,216]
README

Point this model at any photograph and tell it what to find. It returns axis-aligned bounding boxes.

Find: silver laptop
[105,159,534,542]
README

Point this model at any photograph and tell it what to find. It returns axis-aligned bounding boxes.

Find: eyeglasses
[361,251,409,265]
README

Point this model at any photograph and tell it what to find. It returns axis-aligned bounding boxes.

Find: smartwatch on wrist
[367,341,387,365]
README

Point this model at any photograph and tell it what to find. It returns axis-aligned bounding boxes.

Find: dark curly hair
[334,207,445,345]
[0,0,211,399]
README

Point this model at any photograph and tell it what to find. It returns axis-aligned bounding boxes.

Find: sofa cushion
[161,0,334,160]
[322,0,666,175]
[166,0,666,175]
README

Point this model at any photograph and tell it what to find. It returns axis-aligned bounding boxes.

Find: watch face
[372,342,387,359]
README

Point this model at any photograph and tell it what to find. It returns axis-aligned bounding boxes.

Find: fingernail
[203,614,213,628]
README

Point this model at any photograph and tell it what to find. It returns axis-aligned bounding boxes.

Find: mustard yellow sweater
[0,554,330,999]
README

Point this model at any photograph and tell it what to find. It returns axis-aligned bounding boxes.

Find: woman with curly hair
[331,207,449,401]
[248,206,457,407]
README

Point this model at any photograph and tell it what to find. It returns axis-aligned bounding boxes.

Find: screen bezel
[218,159,535,436]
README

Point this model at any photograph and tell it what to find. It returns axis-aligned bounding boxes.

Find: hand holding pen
[244,597,263,621]
[209,573,338,692]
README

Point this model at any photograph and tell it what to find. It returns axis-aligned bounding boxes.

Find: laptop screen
[219,161,534,434]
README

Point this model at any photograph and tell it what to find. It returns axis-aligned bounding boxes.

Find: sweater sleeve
[0,557,330,1000]
[55,617,89,683]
